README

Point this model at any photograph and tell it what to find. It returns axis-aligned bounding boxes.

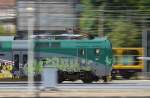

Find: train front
[86,38,113,82]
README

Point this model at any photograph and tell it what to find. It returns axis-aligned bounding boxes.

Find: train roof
[0,38,111,51]
[0,36,110,50]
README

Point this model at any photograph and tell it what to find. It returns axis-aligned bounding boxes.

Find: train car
[112,48,144,79]
[0,37,113,83]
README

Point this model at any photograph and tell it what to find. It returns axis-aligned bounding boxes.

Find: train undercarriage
[111,69,142,79]
[58,70,110,83]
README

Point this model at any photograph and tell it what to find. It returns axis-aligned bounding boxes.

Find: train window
[23,54,27,65]
[14,54,19,70]
[95,48,100,55]
[113,56,118,65]
[51,42,60,48]
[35,42,49,48]
[122,56,134,65]
[122,50,139,65]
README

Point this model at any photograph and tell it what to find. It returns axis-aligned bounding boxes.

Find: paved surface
[0,90,150,98]
[0,80,150,89]
[0,80,150,97]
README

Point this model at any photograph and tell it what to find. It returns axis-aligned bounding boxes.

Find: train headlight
[96,48,100,54]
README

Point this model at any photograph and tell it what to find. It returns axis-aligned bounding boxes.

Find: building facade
[0,0,16,35]
[17,0,79,38]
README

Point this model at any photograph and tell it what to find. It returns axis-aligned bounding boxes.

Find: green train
[0,37,113,83]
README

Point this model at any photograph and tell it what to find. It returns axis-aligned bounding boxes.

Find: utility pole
[141,14,149,73]
[26,6,35,92]
[142,29,147,73]
[98,5,104,37]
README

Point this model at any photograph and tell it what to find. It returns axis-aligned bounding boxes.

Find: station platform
[0,80,150,98]
[0,88,150,98]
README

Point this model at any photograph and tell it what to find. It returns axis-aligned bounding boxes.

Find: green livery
[0,38,113,83]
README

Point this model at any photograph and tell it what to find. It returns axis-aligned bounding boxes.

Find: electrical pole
[98,5,104,37]
[26,6,35,93]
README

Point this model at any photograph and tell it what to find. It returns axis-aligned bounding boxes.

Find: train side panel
[0,39,113,82]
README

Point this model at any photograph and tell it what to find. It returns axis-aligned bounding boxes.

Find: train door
[78,48,87,66]
[13,51,27,72]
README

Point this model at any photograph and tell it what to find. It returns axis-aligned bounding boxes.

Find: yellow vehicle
[112,48,144,79]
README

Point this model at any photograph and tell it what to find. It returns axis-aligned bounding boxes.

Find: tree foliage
[0,24,5,34]
[0,24,16,35]
[106,19,141,47]
[79,0,98,35]
[79,0,150,47]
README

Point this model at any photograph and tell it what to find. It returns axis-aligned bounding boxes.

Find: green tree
[79,0,98,36]
[0,24,5,34]
[0,24,16,35]
[79,0,150,47]
[107,19,141,47]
